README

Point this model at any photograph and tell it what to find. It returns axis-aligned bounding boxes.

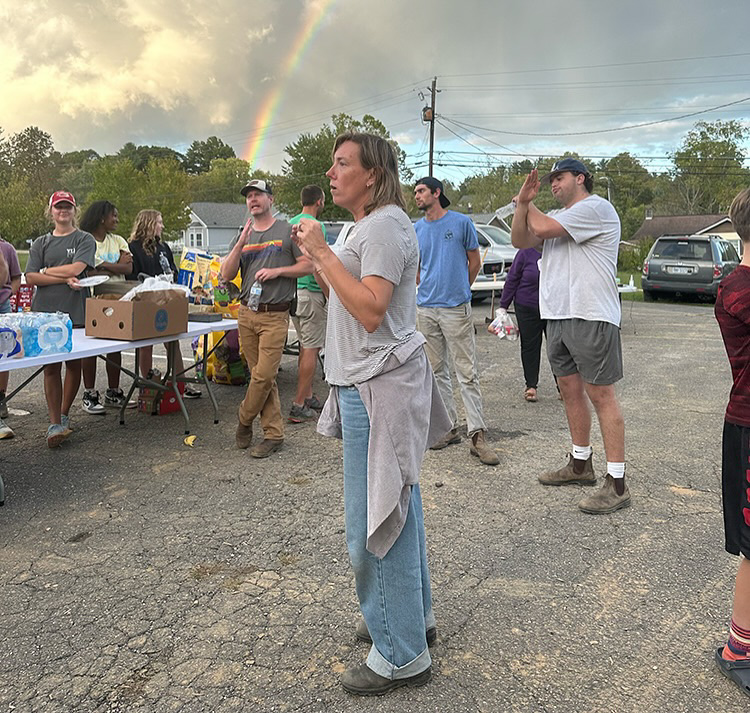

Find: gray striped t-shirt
[324,205,419,386]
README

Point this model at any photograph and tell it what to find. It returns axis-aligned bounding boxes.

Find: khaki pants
[237,305,289,440]
[417,303,487,436]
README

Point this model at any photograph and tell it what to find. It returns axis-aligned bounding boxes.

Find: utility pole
[421,77,439,177]
[428,77,437,176]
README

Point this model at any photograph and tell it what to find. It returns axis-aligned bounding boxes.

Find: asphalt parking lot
[0,299,743,712]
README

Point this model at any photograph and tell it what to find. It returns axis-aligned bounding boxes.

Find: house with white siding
[179,203,249,255]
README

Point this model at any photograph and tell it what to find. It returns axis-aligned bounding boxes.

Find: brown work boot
[470,430,499,466]
[538,453,596,486]
[430,427,461,450]
[341,662,431,696]
[236,421,253,449]
[578,474,631,514]
[250,438,283,459]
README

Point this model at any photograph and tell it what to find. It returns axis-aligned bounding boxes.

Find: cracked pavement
[0,300,742,712]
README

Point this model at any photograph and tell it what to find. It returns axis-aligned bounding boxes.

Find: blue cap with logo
[540,158,591,184]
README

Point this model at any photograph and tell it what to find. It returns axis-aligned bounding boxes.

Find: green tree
[189,157,252,203]
[139,158,192,239]
[276,113,412,220]
[0,127,10,186]
[670,120,750,213]
[0,177,47,246]
[117,142,184,171]
[596,153,656,239]
[84,157,191,239]
[183,137,236,174]
[84,157,143,237]
[7,126,57,194]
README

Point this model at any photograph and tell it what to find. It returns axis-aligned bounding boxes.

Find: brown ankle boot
[538,454,596,486]
[470,430,499,466]
[578,474,631,514]
[236,421,253,450]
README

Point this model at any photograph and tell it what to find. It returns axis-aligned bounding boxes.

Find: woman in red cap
[25,191,96,447]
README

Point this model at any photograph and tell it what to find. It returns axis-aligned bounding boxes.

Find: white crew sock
[572,444,592,461]
[607,462,626,479]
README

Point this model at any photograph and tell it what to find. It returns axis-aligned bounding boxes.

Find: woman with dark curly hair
[79,200,135,413]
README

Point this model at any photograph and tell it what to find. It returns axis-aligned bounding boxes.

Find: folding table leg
[201,333,220,424]
[168,341,190,434]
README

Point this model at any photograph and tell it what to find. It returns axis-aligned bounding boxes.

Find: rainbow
[242,0,336,166]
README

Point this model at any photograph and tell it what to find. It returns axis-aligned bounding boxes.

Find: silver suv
[471,224,518,302]
[641,234,739,301]
[323,220,518,303]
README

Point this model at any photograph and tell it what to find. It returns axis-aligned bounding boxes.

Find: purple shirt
[0,239,21,305]
[500,247,542,310]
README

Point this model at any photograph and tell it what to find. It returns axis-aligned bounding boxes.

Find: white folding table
[0,319,238,506]
[0,318,238,429]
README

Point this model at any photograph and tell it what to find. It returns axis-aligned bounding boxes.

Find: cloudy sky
[1,0,749,183]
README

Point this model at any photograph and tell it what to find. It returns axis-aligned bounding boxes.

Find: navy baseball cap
[540,158,591,184]
[415,176,450,208]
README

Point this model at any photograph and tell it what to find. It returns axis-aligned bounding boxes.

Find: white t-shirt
[539,194,621,326]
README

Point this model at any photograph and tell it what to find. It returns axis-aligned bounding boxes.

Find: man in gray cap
[511,159,629,514]
[221,178,311,458]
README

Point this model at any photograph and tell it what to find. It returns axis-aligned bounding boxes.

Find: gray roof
[191,202,249,229]
[631,214,728,242]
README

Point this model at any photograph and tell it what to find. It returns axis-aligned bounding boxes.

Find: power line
[442,96,750,138]
[439,52,750,79]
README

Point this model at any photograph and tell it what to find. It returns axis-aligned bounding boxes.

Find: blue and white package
[0,321,23,360]
[0,312,74,358]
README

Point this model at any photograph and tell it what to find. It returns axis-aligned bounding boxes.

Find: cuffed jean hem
[367,644,432,680]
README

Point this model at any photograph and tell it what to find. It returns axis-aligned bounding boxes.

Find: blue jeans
[339,385,434,679]
[0,299,11,314]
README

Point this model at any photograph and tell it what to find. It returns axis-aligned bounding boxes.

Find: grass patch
[618,271,643,302]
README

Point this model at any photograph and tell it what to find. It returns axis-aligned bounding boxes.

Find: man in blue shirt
[414,177,499,466]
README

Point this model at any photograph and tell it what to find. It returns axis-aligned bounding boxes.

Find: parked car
[471,224,518,302]
[323,221,518,303]
[641,234,739,301]
[322,221,353,248]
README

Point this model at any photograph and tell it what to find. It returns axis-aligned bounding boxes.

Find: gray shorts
[546,318,623,385]
[291,289,327,349]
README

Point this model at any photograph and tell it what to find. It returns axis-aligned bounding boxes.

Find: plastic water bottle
[249,280,263,311]
[494,200,517,220]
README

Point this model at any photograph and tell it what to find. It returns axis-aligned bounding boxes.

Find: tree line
[0,115,747,248]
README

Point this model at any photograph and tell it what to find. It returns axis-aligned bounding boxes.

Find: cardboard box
[85,291,188,340]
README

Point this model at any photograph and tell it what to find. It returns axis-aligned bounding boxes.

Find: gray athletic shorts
[546,318,623,385]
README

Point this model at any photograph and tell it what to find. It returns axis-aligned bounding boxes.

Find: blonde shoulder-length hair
[129,209,162,255]
[332,132,406,216]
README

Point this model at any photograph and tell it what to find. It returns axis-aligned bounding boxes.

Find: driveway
[0,301,740,712]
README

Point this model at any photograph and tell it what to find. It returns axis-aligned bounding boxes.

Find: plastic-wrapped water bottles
[0,312,73,359]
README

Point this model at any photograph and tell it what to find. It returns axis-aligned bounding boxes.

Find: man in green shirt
[288,185,327,422]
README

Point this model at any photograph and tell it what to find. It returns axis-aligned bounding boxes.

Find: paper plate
[77,275,111,287]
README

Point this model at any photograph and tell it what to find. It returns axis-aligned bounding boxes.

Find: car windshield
[652,239,712,261]
[480,225,513,246]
